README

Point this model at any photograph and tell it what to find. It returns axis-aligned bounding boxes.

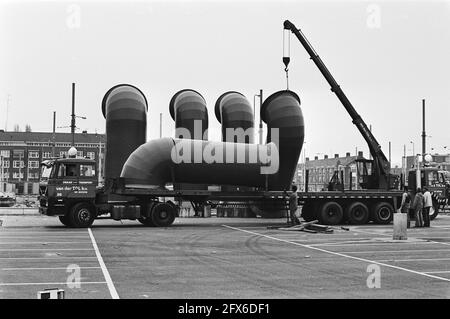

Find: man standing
[289,185,301,225]
[412,188,424,227]
[400,187,412,228]
[423,187,432,228]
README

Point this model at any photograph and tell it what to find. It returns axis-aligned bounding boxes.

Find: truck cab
[407,166,450,220]
[39,157,98,227]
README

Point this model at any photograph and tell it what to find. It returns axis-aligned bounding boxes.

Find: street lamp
[410,141,415,157]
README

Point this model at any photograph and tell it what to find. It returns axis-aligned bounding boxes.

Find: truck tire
[346,202,370,225]
[429,198,439,221]
[151,202,176,227]
[301,202,316,222]
[59,215,72,227]
[68,202,96,228]
[318,201,343,225]
[138,202,156,227]
[371,202,394,224]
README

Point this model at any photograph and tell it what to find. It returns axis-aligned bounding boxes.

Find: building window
[13,172,24,179]
[29,151,39,158]
[42,152,52,159]
[87,152,95,159]
[0,150,10,158]
[28,161,39,169]
[2,160,10,168]
[13,150,25,158]
[13,160,24,168]
[60,151,68,158]
[77,151,83,157]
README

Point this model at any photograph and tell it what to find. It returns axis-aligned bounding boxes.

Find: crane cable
[283,29,291,90]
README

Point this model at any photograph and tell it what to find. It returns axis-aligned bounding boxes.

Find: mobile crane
[284,20,450,223]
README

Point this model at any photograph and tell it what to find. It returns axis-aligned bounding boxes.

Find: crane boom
[284,20,393,189]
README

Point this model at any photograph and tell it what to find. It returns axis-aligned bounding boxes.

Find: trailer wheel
[151,202,176,227]
[346,202,370,225]
[301,202,316,222]
[318,201,343,225]
[138,202,156,226]
[371,202,394,224]
[68,202,96,228]
[58,215,72,227]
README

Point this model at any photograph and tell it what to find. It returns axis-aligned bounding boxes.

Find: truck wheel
[59,215,72,227]
[68,203,96,228]
[371,202,393,224]
[138,202,156,226]
[151,202,176,227]
[429,200,439,221]
[318,201,343,225]
[301,202,316,222]
[346,202,370,225]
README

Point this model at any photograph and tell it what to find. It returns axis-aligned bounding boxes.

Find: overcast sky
[0,0,449,167]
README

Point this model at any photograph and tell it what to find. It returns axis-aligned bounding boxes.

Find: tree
[25,124,32,132]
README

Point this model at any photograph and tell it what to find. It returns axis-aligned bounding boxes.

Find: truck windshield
[40,165,53,181]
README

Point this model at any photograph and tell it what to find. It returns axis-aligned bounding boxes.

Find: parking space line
[423,271,450,274]
[1,267,101,270]
[309,241,433,247]
[338,249,450,254]
[0,281,106,286]
[376,258,450,262]
[88,228,119,299]
[0,242,92,245]
[0,256,98,260]
[0,248,93,251]
[223,225,450,283]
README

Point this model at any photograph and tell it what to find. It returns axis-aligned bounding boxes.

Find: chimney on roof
[82,130,87,134]
[358,151,363,157]
[314,156,318,160]
[324,155,328,159]
[305,157,309,161]
[334,154,339,158]
[346,152,351,157]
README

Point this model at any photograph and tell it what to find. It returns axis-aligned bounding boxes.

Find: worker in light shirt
[422,187,432,228]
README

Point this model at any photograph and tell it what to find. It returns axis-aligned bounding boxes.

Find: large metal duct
[121,90,304,191]
[121,138,273,188]
[169,89,208,191]
[263,90,304,190]
[102,84,148,181]
[215,91,254,144]
[169,89,208,140]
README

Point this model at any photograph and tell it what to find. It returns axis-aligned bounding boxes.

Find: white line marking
[338,249,450,254]
[88,228,119,299]
[423,271,450,274]
[0,231,88,234]
[2,267,101,270]
[0,256,97,260]
[223,225,450,283]
[0,236,89,239]
[0,248,93,251]
[376,258,450,262]
[0,242,92,245]
[310,241,433,247]
[0,281,106,286]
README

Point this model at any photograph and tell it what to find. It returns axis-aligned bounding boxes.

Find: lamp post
[253,90,264,144]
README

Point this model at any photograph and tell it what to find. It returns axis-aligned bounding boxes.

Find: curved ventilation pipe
[102,84,148,181]
[121,90,304,191]
[262,90,304,190]
[169,89,209,191]
[169,89,208,140]
[215,91,254,144]
[215,91,254,192]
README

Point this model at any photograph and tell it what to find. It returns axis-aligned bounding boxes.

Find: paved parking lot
[1,213,450,299]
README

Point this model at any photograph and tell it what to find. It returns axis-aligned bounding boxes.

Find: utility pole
[71,83,76,147]
[259,89,263,145]
[388,141,391,164]
[52,111,56,157]
[159,113,162,138]
[421,99,426,167]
